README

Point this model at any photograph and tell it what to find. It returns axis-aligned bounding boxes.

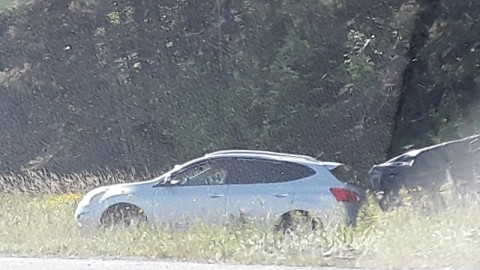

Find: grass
[356,198,480,268]
[0,191,479,268]
[0,169,149,194]
[0,170,480,267]
[0,194,358,265]
[0,192,361,267]
[0,0,16,11]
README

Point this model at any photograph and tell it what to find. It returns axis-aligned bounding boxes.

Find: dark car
[367,134,480,210]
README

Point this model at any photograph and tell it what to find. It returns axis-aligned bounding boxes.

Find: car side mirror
[156,175,183,187]
[154,175,171,187]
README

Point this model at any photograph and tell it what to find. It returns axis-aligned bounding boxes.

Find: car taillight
[329,187,360,203]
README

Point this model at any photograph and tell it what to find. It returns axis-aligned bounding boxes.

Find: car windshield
[169,162,212,185]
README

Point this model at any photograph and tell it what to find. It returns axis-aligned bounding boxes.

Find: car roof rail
[205,149,318,162]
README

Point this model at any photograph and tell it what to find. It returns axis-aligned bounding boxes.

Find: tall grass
[0,189,479,267]
[0,170,479,267]
[0,169,154,194]
[0,0,16,11]
[0,193,359,267]
[356,194,480,268]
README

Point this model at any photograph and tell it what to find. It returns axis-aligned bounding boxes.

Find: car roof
[383,133,480,164]
[203,150,342,170]
[206,149,317,161]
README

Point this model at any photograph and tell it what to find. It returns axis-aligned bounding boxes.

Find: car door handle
[275,193,289,198]
[208,194,225,198]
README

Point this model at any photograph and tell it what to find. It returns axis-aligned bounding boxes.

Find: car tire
[275,210,323,234]
[101,203,147,227]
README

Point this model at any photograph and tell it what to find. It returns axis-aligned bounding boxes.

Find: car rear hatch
[328,164,366,226]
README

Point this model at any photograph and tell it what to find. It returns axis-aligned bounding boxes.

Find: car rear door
[225,158,316,226]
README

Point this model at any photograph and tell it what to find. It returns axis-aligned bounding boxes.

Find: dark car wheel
[275,210,323,234]
[101,203,147,227]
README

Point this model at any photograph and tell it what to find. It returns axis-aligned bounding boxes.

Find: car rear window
[330,165,358,185]
[227,158,316,184]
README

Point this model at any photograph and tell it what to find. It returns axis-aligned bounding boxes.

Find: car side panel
[98,186,156,222]
[226,181,295,225]
[152,185,228,227]
[289,176,341,221]
[226,166,342,225]
[289,167,346,223]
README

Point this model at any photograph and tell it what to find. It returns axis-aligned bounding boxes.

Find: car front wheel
[101,203,147,227]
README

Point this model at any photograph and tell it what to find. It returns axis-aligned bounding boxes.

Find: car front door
[152,159,229,227]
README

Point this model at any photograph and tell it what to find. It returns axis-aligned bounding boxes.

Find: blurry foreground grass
[0,192,479,268]
[0,0,18,11]
[0,193,358,266]
[356,194,480,268]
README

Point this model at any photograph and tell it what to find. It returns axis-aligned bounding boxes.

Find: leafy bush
[0,0,414,177]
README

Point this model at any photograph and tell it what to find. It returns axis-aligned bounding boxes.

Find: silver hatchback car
[75,150,365,230]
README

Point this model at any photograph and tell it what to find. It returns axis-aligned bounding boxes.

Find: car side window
[226,158,316,184]
[170,159,229,186]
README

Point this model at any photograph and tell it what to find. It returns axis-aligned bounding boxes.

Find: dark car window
[226,158,316,184]
[330,164,362,186]
[170,160,230,186]
[168,158,315,186]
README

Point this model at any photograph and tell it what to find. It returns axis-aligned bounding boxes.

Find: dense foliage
[391,0,480,155]
[0,0,478,181]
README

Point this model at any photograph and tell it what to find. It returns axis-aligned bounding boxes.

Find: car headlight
[76,212,86,220]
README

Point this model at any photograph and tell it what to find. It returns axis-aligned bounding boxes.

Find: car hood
[80,176,164,206]
[106,176,164,195]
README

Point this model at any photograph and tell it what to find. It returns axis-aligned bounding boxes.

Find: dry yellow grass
[0,192,359,266]
[0,169,152,194]
[356,195,480,268]
[0,171,479,267]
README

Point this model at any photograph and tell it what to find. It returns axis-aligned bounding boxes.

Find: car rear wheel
[275,210,323,234]
[101,203,147,227]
